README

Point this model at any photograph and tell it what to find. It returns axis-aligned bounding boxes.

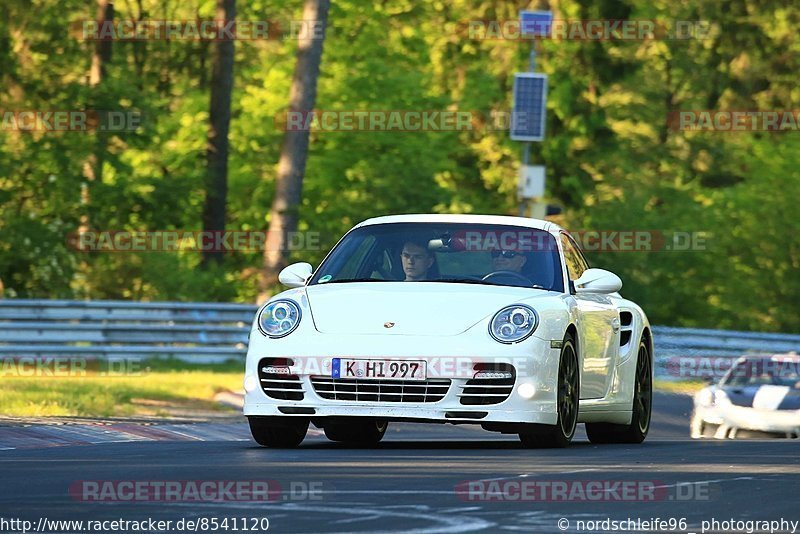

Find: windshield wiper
[424,278,551,290]
[422,278,489,285]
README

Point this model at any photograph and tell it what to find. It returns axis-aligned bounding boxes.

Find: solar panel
[511,73,548,141]
[520,10,553,37]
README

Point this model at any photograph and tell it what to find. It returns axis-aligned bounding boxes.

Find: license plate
[331,358,427,381]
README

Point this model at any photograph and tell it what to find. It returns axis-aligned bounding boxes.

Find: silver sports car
[691,354,800,439]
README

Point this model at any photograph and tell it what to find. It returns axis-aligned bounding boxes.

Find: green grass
[654,379,706,395]
[0,358,244,418]
[0,357,706,418]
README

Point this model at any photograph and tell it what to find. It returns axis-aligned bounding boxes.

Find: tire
[585,339,652,444]
[519,334,579,448]
[248,417,308,448]
[324,419,388,446]
[689,412,704,439]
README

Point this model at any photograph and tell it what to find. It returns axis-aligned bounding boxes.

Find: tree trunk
[89,0,113,87]
[260,0,331,297]
[80,0,113,235]
[201,0,236,266]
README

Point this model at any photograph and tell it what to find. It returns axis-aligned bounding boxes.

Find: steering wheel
[481,270,532,285]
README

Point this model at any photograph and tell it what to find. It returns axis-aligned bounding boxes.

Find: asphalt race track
[1,392,798,534]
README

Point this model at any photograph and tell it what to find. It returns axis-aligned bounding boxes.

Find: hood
[305,282,553,336]
[723,385,800,411]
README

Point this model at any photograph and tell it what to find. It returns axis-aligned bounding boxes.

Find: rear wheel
[519,334,579,448]
[586,339,652,444]
[248,417,308,448]
[324,419,387,446]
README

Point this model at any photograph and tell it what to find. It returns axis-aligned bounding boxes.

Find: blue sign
[520,10,553,37]
[511,73,548,142]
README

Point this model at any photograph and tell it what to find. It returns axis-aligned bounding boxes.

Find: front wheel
[324,419,387,446]
[519,334,579,448]
[248,417,308,448]
[586,339,652,444]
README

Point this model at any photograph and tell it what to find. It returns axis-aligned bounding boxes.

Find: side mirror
[278,262,313,288]
[574,268,622,294]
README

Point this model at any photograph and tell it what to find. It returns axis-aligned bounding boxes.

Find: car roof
[353,214,562,233]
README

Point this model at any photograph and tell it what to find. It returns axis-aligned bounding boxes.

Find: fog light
[262,365,291,375]
[474,371,513,380]
[517,383,536,399]
[244,374,258,393]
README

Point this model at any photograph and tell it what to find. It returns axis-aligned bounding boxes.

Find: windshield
[722,359,800,388]
[308,222,564,292]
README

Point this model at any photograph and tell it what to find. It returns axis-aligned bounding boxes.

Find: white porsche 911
[243,214,653,448]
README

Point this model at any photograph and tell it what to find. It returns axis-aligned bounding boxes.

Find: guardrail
[0,299,256,364]
[0,300,798,370]
[651,326,800,379]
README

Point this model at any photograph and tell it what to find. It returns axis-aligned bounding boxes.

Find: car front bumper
[691,404,800,438]
[243,330,562,426]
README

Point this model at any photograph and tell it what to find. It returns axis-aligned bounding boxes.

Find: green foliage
[0,0,798,331]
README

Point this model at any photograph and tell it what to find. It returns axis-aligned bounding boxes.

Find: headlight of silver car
[713,389,731,407]
[489,304,538,343]
[697,388,729,407]
[696,388,715,407]
[258,299,302,338]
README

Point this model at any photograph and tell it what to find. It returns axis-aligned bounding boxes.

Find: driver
[401,240,435,281]
[490,249,527,273]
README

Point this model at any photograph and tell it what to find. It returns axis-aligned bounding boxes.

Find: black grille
[310,376,450,403]
[258,358,303,401]
[459,364,515,406]
[620,330,632,346]
[619,311,634,347]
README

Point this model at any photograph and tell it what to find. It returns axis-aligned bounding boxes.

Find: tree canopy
[1,0,798,332]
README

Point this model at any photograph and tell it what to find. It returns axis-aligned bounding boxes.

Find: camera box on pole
[518,165,546,199]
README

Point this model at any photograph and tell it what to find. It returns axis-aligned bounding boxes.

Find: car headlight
[257,299,301,338]
[489,304,538,344]
[713,389,731,407]
[697,388,729,407]
[696,388,715,406]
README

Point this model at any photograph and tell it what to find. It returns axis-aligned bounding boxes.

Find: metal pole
[519,142,532,216]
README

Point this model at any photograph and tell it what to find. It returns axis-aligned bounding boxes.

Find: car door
[560,233,620,399]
